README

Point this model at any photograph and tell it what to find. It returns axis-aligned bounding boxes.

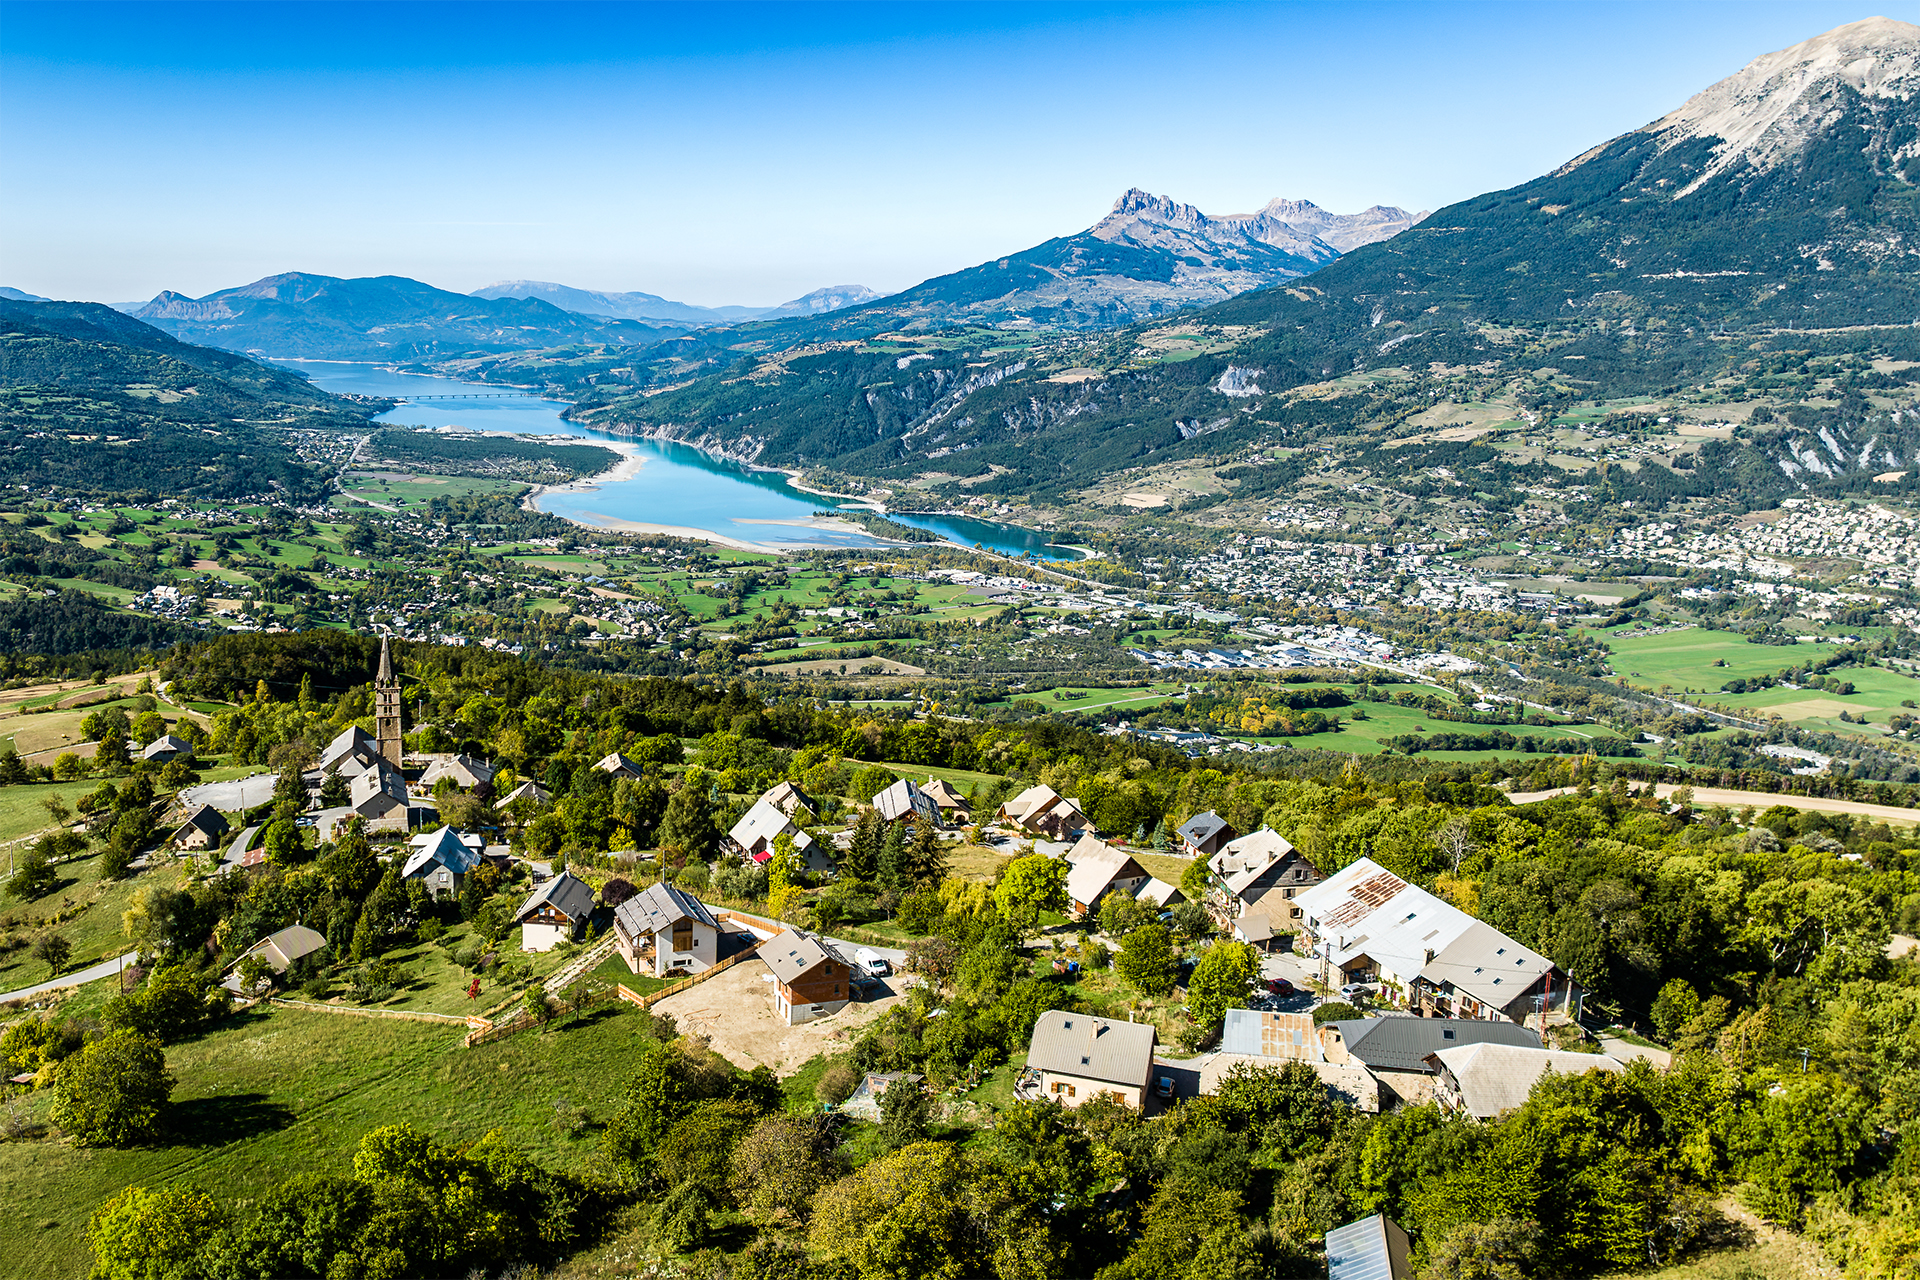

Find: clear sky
[1,0,1910,307]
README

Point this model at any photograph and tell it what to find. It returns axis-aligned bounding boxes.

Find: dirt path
[1509,784,1920,826]
[649,961,904,1076]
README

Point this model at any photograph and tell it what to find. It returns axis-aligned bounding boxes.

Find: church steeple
[374,636,403,766]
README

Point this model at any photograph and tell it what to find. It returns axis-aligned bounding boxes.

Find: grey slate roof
[516,870,596,924]
[1026,1010,1156,1088]
[402,825,482,878]
[1327,1016,1541,1072]
[761,929,849,983]
[1325,1214,1413,1280]
[1178,810,1230,843]
[615,882,719,938]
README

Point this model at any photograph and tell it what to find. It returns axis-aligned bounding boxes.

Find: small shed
[223,923,327,992]
[840,1071,925,1121]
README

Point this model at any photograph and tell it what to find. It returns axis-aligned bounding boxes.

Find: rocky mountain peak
[1586,16,1920,195]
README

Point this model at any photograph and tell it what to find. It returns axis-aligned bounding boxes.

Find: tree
[879,1076,932,1150]
[263,817,304,867]
[810,1141,1051,1280]
[31,931,71,978]
[730,1113,842,1224]
[767,832,805,919]
[322,818,379,898]
[1186,940,1259,1027]
[87,1185,226,1280]
[908,820,949,889]
[1098,889,1153,940]
[993,854,1069,932]
[1420,1217,1544,1280]
[1170,900,1214,940]
[1117,923,1177,998]
[7,840,57,900]
[842,807,881,883]
[319,769,350,807]
[51,1029,173,1147]
[657,776,722,862]
[96,732,132,772]
[651,1181,718,1254]
[524,987,556,1033]
[1650,978,1702,1043]
[657,1097,761,1198]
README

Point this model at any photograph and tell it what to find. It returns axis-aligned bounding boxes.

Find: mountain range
[544,17,1920,503]
[470,280,883,325]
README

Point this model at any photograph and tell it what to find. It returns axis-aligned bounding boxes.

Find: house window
[1442,1029,1456,1040]
[1052,1081,1063,1095]
[1284,888,1294,899]
[1067,1084,1077,1099]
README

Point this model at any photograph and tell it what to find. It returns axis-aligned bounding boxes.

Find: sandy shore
[521,440,646,511]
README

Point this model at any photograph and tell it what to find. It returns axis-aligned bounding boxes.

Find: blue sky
[1,0,1909,306]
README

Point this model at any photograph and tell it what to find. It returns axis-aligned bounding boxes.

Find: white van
[855,948,891,977]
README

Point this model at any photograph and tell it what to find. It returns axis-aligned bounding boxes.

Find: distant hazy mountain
[801,189,1426,331]
[126,272,688,361]
[0,299,374,498]
[471,280,882,325]
[0,287,49,302]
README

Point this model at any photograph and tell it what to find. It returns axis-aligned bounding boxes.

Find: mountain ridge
[471,279,881,324]
[125,272,689,361]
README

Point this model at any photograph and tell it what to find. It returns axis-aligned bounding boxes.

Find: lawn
[0,848,184,993]
[868,761,1008,792]
[1247,694,1622,759]
[0,782,93,845]
[0,1002,650,1278]
[998,683,1186,712]
[1597,626,1800,691]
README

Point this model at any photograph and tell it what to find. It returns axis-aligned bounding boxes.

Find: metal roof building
[1325,1214,1413,1280]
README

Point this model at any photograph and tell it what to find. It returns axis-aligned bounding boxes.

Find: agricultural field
[1596,625,1806,691]
[1712,663,1920,734]
[0,847,182,993]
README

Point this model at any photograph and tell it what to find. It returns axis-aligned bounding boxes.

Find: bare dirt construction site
[648,962,907,1075]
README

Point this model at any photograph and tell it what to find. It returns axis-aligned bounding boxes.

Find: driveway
[180,774,276,812]
[648,959,905,1076]
[0,951,136,1005]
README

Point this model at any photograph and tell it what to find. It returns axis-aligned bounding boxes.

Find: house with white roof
[1061,834,1150,918]
[1427,1042,1624,1120]
[402,825,483,898]
[1295,857,1579,1025]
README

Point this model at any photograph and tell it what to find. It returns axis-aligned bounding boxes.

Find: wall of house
[654,920,718,977]
[521,920,571,953]
[1037,1070,1144,1110]
[775,960,854,1024]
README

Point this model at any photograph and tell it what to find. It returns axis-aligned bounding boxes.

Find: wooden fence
[615,933,769,1011]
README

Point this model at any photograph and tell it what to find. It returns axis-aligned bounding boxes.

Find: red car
[1267,978,1296,997]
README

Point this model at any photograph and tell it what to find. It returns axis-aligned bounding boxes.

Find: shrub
[52,1029,173,1147]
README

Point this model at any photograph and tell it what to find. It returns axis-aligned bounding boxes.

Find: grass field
[1712,662,1920,735]
[0,1003,650,1278]
[1597,626,1804,690]
[0,848,182,993]
[998,683,1187,712]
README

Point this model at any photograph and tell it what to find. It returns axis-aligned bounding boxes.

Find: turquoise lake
[286,362,1079,559]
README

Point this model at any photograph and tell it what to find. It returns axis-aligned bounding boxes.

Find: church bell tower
[374,636,403,766]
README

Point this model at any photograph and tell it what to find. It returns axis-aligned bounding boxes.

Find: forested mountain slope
[0,300,378,499]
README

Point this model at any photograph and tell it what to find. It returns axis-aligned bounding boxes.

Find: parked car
[1268,978,1296,997]
[1339,982,1372,1001]
[1155,1075,1176,1099]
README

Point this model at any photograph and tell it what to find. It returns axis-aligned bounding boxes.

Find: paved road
[1510,784,1920,826]
[181,774,277,811]
[0,951,136,1004]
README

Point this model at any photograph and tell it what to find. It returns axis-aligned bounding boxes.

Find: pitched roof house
[1206,828,1322,947]
[514,870,596,952]
[727,798,827,872]
[1295,857,1579,1025]
[141,733,192,763]
[597,751,644,780]
[1427,1042,1625,1120]
[1206,1008,1382,1112]
[1060,835,1151,917]
[402,825,482,896]
[222,923,328,992]
[1320,1015,1541,1106]
[1177,810,1237,860]
[614,883,721,977]
[349,760,413,832]
[170,803,229,850]
[997,784,1087,840]
[1025,1010,1157,1109]
[420,753,497,791]
[872,777,940,827]
[495,779,552,810]
[919,777,971,824]
[761,780,815,820]
[319,724,381,773]
[762,929,856,1025]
